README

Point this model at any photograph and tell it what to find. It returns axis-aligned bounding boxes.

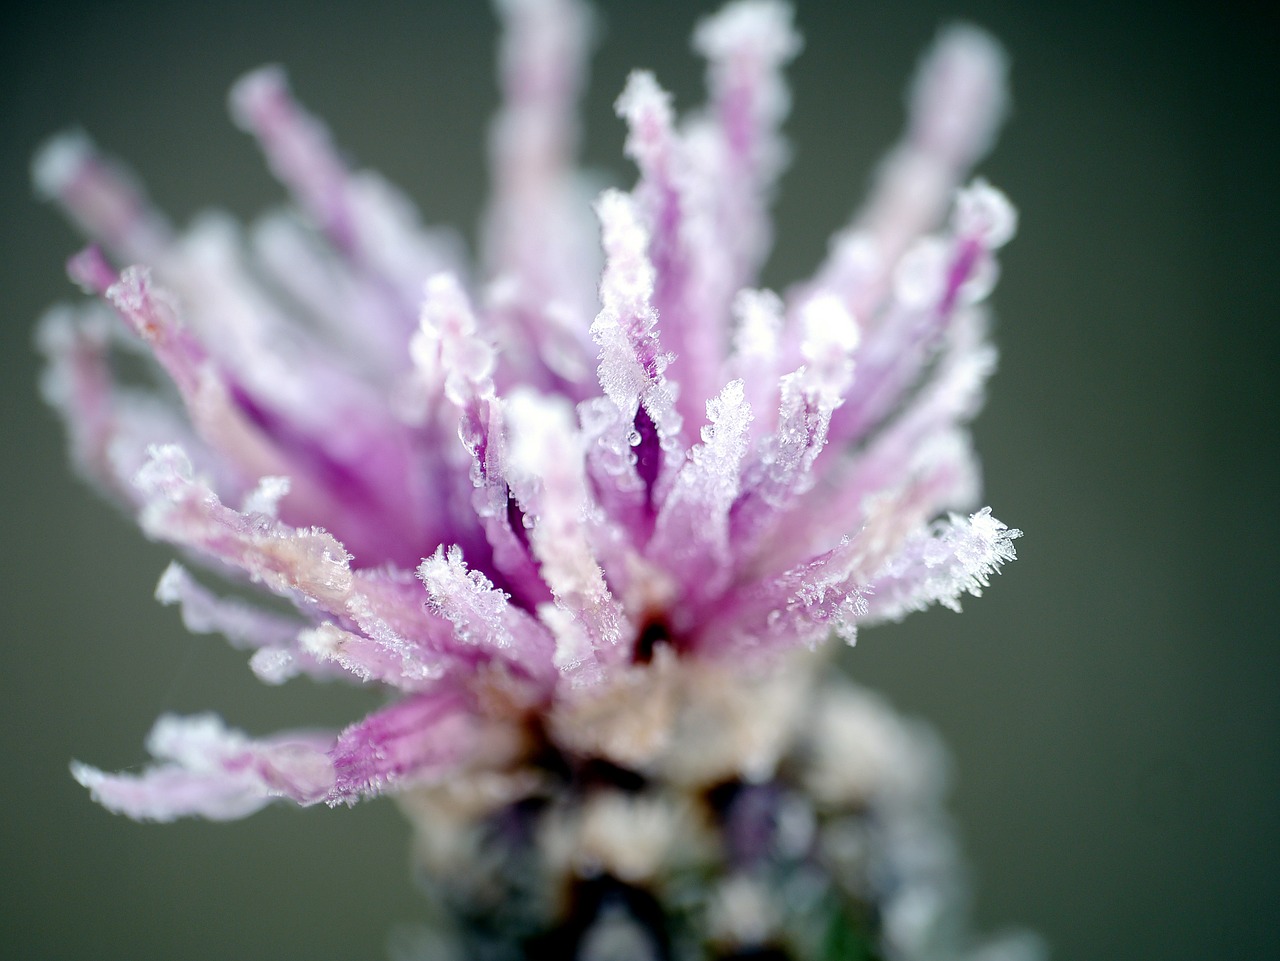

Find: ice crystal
[37,2,1032,958]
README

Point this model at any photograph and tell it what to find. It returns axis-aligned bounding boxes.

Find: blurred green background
[2,1,1275,958]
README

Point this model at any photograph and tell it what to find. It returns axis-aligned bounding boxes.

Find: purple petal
[590,189,682,525]
[328,690,501,803]
[786,27,1008,380]
[648,380,753,619]
[730,295,859,556]
[32,131,171,263]
[134,444,355,610]
[692,0,799,285]
[230,68,456,289]
[483,0,599,390]
[505,390,627,683]
[154,562,338,685]
[414,274,549,606]
[419,545,557,690]
[846,25,1007,285]
[323,566,501,689]
[72,714,334,822]
[863,507,1020,622]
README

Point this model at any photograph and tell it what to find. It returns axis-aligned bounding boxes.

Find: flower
[37,1,1028,957]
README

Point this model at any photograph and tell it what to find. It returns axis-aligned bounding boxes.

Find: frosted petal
[299,622,442,689]
[135,444,354,609]
[728,296,858,559]
[419,545,557,686]
[592,189,662,405]
[36,303,204,505]
[334,567,506,691]
[839,309,995,521]
[859,25,1008,266]
[483,0,599,388]
[817,181,1015,461]
[414,273,497,406]
[328,691,481,803]
[32,130,170,263]
[505,389,625,681]
[649,380,753,611]
[693,0,800,269]
[230,67,355,250]
[590,188,682,517]
[154,562,330,685]
[249,211,409,377]
[726,288,785,441]
[72,713,334,822]
[865,508,1021,622]
[102,268,398,557]
[415,275,549,606]
[232,66,459,335]
[615,8,799,432]
[760,296,858,508]
[953,178,1017,250]
[790,25,1007,373]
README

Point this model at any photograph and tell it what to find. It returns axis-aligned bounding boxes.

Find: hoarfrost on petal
[865,507,1021,622]
[615,70,676,183]
[327,690,520,804]
[953,178,1018,249]
[419,545,557,685]
[135,444,355,609]
[300,621,443,689]
[240,475,291,518]
[414,273,497,406]
[590,190,675,431]
[649,380,752,610]
[72,713,335,822]
[505,389,625,680]
[154,562,327,684]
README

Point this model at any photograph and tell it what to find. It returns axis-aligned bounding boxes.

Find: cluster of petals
[37,0,1019,822]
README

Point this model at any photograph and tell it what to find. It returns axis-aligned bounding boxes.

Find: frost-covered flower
[37,1,1029,958]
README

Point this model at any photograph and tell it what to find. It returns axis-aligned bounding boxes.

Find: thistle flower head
[37,1,1027,957]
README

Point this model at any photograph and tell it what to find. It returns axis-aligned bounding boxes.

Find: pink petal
[72,714,334,822]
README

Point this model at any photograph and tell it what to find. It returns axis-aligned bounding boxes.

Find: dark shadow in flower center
[633,615,673,665]
[525,718,649,796]
[524,873,671,961]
